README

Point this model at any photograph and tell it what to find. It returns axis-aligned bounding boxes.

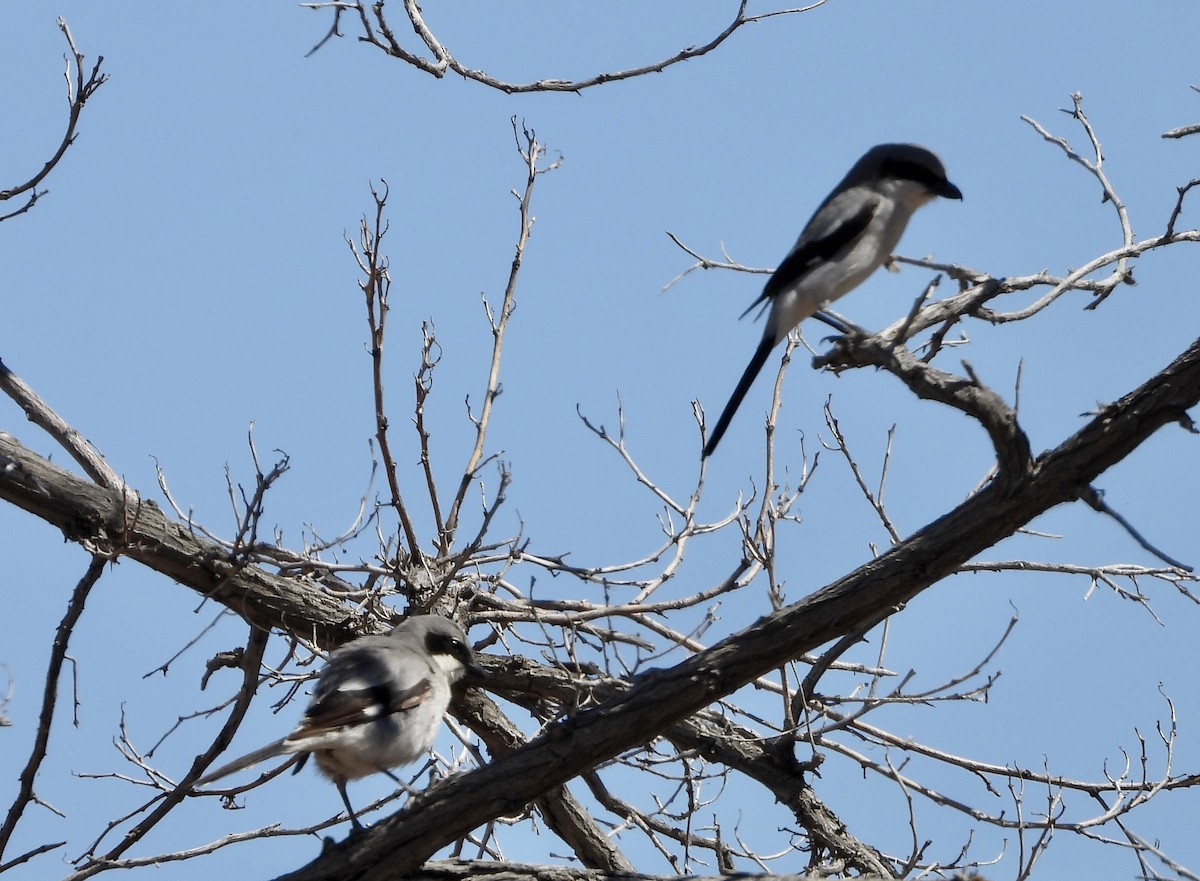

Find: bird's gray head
[393,615,483,681]
[855,143,962,204]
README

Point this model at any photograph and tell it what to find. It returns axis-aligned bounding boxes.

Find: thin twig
[0,20,107,221]
[0,556,106,862]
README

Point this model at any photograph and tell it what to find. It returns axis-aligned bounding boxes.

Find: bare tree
[2,15,1199,881]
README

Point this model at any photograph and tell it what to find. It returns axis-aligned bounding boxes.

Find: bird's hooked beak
[465,658,487,680]
[937,178,963,201]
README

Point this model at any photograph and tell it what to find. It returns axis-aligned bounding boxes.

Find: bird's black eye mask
[426,632,473,667]
[880,157,946,192]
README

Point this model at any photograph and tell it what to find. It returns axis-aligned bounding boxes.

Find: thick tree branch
[814,334,1033,480]
[394,864,907,881]
[455,691,633,872]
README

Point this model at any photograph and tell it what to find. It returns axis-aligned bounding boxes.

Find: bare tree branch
[0,430,365,649]
[350,181,423,562]
[68,626,271,878]
[0,19,107,222]
[0,358,123,489]
[0,555,105,864]
[301,2,828,94]
[443,121,557,544]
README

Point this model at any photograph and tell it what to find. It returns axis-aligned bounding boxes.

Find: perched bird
[196,615,482,828]
[702,143,962,457]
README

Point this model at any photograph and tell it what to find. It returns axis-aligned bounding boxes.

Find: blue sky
[2,3,1199,879]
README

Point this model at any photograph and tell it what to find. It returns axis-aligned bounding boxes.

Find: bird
[702,143,962,457]
[196,615,483,829]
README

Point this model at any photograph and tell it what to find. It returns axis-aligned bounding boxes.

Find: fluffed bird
[702,143,962,457]
[196,615,482,829]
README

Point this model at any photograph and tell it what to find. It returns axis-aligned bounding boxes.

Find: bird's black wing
[739,198,878,320]
[290,647,432,739]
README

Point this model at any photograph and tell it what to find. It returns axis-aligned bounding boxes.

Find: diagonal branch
[70,626,271,876]
[0,555,105,863]
[274,337,1200,880]
[456,691,633,872]
[0,432,363,650]
[0,358,123,489]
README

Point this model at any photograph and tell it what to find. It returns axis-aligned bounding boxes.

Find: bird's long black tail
[702,335,776,458]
